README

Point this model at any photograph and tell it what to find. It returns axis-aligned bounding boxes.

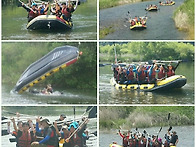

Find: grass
[173,0,194,39]
[99,26,115,39]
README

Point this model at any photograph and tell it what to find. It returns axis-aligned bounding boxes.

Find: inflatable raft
[13,46,80,93]
[109,143,122,147]
[145,6,158,11]
[27,15,73,30]
[130,23,147,30]
[159,1,175,6]
[110,75,186,92]
[130,17,147,30]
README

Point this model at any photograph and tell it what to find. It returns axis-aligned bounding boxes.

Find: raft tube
[110,75,187,92]
[13,46,79,93]
[109,144,123,147]
[27,15,73,30]
[130,24,147,30]
[159,1,175,6]
[145,6,158,11]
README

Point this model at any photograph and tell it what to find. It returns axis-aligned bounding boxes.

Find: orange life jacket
[18,131,31,147]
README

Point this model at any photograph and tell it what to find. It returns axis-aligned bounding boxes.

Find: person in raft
[41,84,53,94]
[22,2,38,22]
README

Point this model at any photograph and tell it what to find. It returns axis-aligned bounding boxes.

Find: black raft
[13,46,79,93]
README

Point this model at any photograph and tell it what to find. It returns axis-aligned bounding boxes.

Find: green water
[2,0,97,40]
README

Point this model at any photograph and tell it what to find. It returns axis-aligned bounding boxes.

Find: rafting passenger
[54,123,70,147]
[51,2,62,17]
[41,84,53,94]
[136,65,148,84]
[158,65,166,80]
[148,64,159,84]
[37,2,49,15]
[65,119,88,147]
[127,65,137,84]
[22,2,38,22]
[31,118,58,147]
[168,131,178,146]
[119,130,130,147]
[11,118,34,147]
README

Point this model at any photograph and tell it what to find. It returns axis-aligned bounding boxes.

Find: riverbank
[99,106,194,130]
[99,0,148,9]
[173,0,194,39]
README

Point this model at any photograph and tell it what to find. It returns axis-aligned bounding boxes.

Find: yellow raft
[159,1,175,6]
[109,143,123,147]
[110,75,186,92]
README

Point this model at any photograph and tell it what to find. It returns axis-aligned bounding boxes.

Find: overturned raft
[13,46,79,93]
[110,75,186,92]
[27,15,73,30]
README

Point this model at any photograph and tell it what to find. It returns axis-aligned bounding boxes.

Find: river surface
[2,0,97,40]
[99,62,194,104]
[2,85,96,104]
[100,0,187,40]
[1,107,97,147]
[99,126,194,147]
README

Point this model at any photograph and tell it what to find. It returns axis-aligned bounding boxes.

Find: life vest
[18,131,31,147]
[138,70,146,81]
[122,136,128,146]
[167,69,175,77]
[43,126,57,146]
[128,70,134,80]
[62,7,71,18]
[158,69,165,79]
[69,132,82,147]
[28,9,38,19]
[149,68,156,80]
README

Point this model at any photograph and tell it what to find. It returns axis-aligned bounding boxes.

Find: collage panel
[1,106,97,147]
[99,0,194,40]
[2,0,97,40]
[99,106,194,147]
[99,42,194,104]
[2,42,97,104]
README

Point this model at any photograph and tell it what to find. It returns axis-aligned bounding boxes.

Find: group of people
[7,113,89,147]
[118,129,178,147]
[113,61,180,84]
[21,0,78,22]
[129,16,147,27]
[159,0,174,5]
[145,4,158,10]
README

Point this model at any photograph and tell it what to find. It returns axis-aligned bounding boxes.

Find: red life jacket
[29,9,37,19]
[167,69,175,77]
[122,136,129,146]
[62,7,71,18]
[158,69,165,79]
[18,131,31,147]
[69,132,82,147]
[150,69,156,80]
[138,70,146,81]
[128,70,134,80]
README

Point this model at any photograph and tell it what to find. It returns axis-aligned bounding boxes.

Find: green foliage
[2,42,97,89]
[99,106,194,130]
[99,42,194,62]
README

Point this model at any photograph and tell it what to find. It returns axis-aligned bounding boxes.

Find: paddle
[9,138,17,142]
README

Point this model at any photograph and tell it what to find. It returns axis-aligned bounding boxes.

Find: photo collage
[1,0,195,146]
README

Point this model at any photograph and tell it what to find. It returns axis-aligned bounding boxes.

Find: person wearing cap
[21,2,38,22]
[55,114,67,131]
[168,131,178,146]
[11,118,34,147]
[31,118,58,147]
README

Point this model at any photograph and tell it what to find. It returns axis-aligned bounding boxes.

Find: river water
[99,126,194,147]
[2,0,97,40]
[2,85,96,104]
[99,62,194,104]
[100,0,186,40]
[1,107,97,147]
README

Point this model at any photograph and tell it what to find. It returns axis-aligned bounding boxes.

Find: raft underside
[27,19,72,30]
[14,58,77,93]
[111,76,186,92]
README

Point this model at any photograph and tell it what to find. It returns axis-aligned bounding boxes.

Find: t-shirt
[170,135,178,144]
